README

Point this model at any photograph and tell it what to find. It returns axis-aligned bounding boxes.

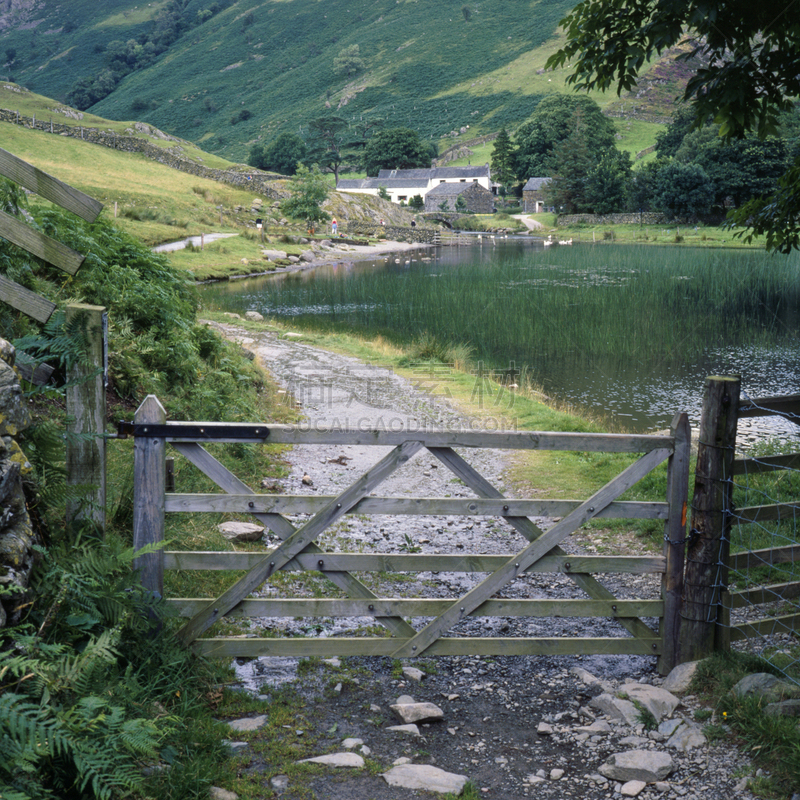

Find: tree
[654,162,714,220]
[585,149,632,214]
[455,194,468,214]
[409,194,424,211]
[514,95,615,182]
[248,133,308,175]
[545,0,800,252]
[333,44,365,77]
[546,124,594,213]
[280,164,330,229]
[490,128,516,193]
[305,115,351,183]
[362,127,431,177]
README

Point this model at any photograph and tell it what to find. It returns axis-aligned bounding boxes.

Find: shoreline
[195,238,435,283]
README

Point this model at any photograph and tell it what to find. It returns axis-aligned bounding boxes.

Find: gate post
[659,412,690,675]
[132,395,166,607]
[65,303,107,535]
[679,376,740,662]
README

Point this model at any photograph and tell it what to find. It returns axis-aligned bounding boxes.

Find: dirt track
[207,320,757,800]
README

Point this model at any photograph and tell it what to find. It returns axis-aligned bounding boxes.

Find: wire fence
[723,391,800,684]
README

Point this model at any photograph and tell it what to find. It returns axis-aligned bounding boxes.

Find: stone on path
[599,750,673,783]
[590,693,640,726]
[386,723,421,737]
[209,788,238,800]
[298,752,364,768]
[620,683,680,722]
[341,737,363,749]
[390,701,444,724]
[662,661,699,694]
[621,779,647,797]
[244,311,264,321]
[382,764,468,795]
[227,715,268,732]
[402,666,426,682]
[665,721,706,751]
[218,521,264,542]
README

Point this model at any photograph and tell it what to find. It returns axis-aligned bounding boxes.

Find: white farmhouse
[337,165,496,206]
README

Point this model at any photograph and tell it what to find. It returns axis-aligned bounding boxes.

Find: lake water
[202,237,800,443]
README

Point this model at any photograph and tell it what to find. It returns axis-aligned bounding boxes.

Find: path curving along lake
[202,238,800,444]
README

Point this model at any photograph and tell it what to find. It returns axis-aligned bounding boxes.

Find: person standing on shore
[331,217,338,235]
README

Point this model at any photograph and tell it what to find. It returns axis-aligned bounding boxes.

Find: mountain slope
[0,0,681,162]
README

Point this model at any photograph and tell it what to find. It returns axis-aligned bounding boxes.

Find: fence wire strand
[717,402,800,683]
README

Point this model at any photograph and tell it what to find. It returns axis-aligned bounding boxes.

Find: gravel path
[206,320,759,800]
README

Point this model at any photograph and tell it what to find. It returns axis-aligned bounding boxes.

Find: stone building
[423,181,495,213]
[522,177,552,213]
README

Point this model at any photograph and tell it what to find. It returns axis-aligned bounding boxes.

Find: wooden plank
[729,612,800,641]
[176,440,424,646]
[660,412,691,675]
[729,545,800,571]
[164,551,667,574]
[735,503,800,523]
[733,453,800,475]
[0,209,85,274]
[738,393,800,420]
[391,447,672,657]
[427,447,661,644]
[729,581,800,608]
[14,351,54,385]
[132,396,166,601]
[65,304,106,535]
[161,421,673,453]
[0,147,103,222]
[165,493,668,520]
[192,636,662,658]
[171,442,416,640]
[0,273,56,323]
[167,597,665,618]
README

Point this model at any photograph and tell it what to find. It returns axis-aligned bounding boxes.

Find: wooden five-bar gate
[126,396,690,673]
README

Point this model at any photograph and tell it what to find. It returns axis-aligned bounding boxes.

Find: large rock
[620,683,680,722]
[218,521,264,542]
[590,693,640,726]
[390,701,444,724]
[732,673,800,703]
[382,764,468,795]
[599,750,674,783]
[662,661,700,695]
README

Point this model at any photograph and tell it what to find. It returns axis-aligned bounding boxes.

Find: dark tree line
[492,93,800,220]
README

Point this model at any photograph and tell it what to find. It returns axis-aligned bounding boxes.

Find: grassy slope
[0,0,677,163]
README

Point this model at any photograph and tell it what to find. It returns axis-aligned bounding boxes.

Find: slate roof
[426,182,477,196]
[377,165,491,181]
[523,177,551,191]
[336,178,429,190]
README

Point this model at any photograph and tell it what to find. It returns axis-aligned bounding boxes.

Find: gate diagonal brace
[176,440,423,647]
[391,447,671,658]
[429,447,659,643]
[171,442,415,640]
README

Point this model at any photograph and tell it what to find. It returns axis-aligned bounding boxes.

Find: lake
[202,238,800,442]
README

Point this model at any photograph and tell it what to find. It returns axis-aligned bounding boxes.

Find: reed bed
[207,244,800,376]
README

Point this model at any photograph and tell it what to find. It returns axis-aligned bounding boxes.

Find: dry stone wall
[558,212,669,226]
[0,108,285,201]
[0,338,36,629]
[345,220,438,244]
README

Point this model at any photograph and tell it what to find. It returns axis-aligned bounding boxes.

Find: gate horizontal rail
[131,396,690,672]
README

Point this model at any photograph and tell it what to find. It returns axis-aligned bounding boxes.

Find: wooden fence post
[659,412,691,675]
[65,303,107,534]
[679,376,740,662]
[133,395,166,607]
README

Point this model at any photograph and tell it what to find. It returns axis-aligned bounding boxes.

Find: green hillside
[0,0,678,163]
